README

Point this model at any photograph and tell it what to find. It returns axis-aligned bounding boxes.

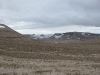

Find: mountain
[25,32,100,40]
[49,32,100,40]
[25,34,53,39]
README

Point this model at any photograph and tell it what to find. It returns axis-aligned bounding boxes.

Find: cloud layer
[17,25,100,34]
[0,0,100,34]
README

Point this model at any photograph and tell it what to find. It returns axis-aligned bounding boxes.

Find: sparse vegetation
[0,55,100,75]
[0,24,100,75]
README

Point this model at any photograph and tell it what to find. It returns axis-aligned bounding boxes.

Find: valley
[0,24,100,75]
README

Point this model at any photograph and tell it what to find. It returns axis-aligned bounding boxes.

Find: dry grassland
[0,55,100,75]
[0,37,100,75]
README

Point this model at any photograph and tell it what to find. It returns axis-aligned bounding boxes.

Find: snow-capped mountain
[49,32,100,40]
[25,32,100,40]
[25,34,53,39]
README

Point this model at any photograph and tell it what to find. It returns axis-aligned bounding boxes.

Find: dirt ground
[0,55,100,75]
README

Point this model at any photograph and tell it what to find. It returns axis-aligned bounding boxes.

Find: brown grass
[0,36,100,61]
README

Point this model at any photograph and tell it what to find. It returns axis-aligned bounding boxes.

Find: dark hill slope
[0,24,21,37]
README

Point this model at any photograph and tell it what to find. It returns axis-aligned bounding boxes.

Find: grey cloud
[69,0,100,11]
[0,0,100,30]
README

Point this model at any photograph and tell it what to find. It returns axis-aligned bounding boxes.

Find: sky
[0,0,100,34]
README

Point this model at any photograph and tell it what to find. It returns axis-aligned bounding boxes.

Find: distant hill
[25,32,100,40]
[25,34,53,39]
[49,32,100,40]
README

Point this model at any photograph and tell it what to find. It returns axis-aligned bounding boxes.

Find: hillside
[0,24,100,59]
[0,24,100,75]
[0,24,21,37]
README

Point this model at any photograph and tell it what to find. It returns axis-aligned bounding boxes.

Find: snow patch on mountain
[0,25,5,28]
[81,32,86,36]
[54,34,64,39]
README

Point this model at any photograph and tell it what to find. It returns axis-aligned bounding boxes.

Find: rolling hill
[0,24,22,37]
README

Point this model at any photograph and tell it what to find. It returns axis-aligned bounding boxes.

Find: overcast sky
[0,0,100,34]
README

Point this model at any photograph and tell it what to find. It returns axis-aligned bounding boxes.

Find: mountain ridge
[25,32,100,40]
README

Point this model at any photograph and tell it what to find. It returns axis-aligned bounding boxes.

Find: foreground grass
[0,55,100,75]
[0,49,100,62]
